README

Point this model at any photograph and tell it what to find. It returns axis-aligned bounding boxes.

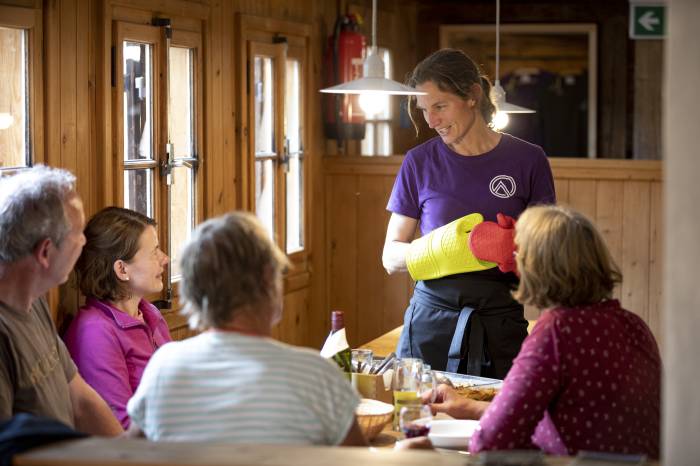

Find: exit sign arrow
[630,3,666,39]
[638,10,660,31]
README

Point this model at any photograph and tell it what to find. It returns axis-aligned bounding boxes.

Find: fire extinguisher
[323,13,366,148]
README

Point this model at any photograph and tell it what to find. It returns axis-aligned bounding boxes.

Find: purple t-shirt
[387,133,555,235]
[63,298,172,428]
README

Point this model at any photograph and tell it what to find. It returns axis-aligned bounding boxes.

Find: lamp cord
[371,0,377,53]
[495,0,500,83]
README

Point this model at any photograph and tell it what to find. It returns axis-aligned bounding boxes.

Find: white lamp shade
[320,30,425,96]
[490,81,535,114]
[320,77,424,95]
[496,101,536,114]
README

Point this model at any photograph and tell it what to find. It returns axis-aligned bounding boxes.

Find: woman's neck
[215,308,273,337]
[448,120,501,157]
[109,296,142,319]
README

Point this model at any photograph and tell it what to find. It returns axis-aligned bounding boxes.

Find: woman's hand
[422,383,490,420]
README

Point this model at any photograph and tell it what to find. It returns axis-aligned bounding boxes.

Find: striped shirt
[127,331,359,445]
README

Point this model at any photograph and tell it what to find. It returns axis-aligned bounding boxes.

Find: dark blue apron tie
[446,306,473,373]
[411,286,492,375]
[446,305,488,374]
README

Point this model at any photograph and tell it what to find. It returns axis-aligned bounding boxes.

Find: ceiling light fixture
[490,0,535,130]
[320,0,425,99]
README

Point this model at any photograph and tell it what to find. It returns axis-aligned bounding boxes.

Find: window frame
[0,5,43,172]
[236,15,312,284]
[283,44,307,255]
[166,29,205,292]
[113,20,204,306]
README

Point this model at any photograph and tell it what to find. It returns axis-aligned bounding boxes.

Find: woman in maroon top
[428,205,661,458]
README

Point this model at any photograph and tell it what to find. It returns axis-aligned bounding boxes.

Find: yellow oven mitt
[406,213,496,281]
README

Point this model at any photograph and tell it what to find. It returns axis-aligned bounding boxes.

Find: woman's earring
[125,277,130,281]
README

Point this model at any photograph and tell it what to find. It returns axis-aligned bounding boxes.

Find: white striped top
[127,331,359,445]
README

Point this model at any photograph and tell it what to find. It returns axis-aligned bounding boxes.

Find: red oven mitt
[468,213,517,273]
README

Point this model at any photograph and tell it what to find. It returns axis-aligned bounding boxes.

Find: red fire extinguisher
[323,13,366,147]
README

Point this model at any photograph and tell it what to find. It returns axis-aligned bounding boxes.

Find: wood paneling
[3,0,663,350]
[633,40,663,160]
[412,0,648,160]
[325,156,664,347]
[273,287,309,346]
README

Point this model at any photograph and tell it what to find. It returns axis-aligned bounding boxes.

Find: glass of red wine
[399,405,432,439]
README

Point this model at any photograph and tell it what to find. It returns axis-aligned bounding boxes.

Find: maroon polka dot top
[470,299,661,458]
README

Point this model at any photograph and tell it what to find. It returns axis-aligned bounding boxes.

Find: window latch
[280,138,291,173]
[160,143,174,185]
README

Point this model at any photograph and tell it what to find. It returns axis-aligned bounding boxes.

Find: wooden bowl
[355,399,394,440]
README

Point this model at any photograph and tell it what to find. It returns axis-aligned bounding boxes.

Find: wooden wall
[324,156,664,349]
[411,0,662,161]
[0,0,418,348]
[1,0,664,350]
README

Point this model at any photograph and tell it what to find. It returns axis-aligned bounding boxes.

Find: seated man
[0,166,122,436]
[127,212,365,446]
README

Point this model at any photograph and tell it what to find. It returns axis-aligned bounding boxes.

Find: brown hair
[179,212,291,330]
[513,205,622,309]
[75,207,156,301]
[405,48,497,135]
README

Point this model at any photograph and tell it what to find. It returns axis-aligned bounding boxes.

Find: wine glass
[399,404,432,438]
[392,358,423,429]
[420,364,438,404]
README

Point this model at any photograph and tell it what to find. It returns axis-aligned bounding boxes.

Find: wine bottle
[322,310,352,376]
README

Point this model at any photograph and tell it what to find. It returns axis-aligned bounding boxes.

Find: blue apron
[396,272,527,379]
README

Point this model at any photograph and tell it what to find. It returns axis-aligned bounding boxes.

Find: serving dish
[428,419,480,450]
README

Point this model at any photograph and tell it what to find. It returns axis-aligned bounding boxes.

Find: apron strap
[446,305,490,375]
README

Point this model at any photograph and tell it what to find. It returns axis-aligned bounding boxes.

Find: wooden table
[359,321,538,358]
[14,437,589,466]
[359,326,403,357]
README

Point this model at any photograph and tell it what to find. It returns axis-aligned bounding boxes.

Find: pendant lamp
[320,0,425,98]
[490,0,535,116]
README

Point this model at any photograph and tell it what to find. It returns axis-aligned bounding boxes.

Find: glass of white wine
[392,358,423,430]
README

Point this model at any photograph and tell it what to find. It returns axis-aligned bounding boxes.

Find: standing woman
[383,49,555,378]
[64,207,171,428]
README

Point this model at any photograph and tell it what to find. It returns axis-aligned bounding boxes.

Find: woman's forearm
[382,240,410,274]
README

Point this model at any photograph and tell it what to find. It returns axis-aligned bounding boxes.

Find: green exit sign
[630,3,666,39]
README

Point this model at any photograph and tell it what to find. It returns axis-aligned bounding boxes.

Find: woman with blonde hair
[127,212,365,446]
[426,205,661,458]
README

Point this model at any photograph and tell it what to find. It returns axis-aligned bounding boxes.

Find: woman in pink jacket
[64,207,172,429]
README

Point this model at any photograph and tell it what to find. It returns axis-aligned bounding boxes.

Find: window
[115,22,203,302]
[242,19,309,258]
[284,55,304,253]
[0,6,41,172]
[361,47,393,156]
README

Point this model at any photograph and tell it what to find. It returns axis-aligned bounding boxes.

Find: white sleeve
[316,359,361,445]
[126,343,170,435]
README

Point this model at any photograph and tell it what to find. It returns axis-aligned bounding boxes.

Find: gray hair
[0,165,77,263]
[180,211,290,330]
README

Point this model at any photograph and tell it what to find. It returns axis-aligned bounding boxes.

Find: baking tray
[433,370,503,389]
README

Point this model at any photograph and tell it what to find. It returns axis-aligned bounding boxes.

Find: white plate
[428,419,480,450]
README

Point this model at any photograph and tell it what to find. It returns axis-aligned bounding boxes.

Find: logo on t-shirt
[489,175,516,199]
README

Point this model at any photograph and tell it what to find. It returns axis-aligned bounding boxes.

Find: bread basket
[355,398,394,440]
